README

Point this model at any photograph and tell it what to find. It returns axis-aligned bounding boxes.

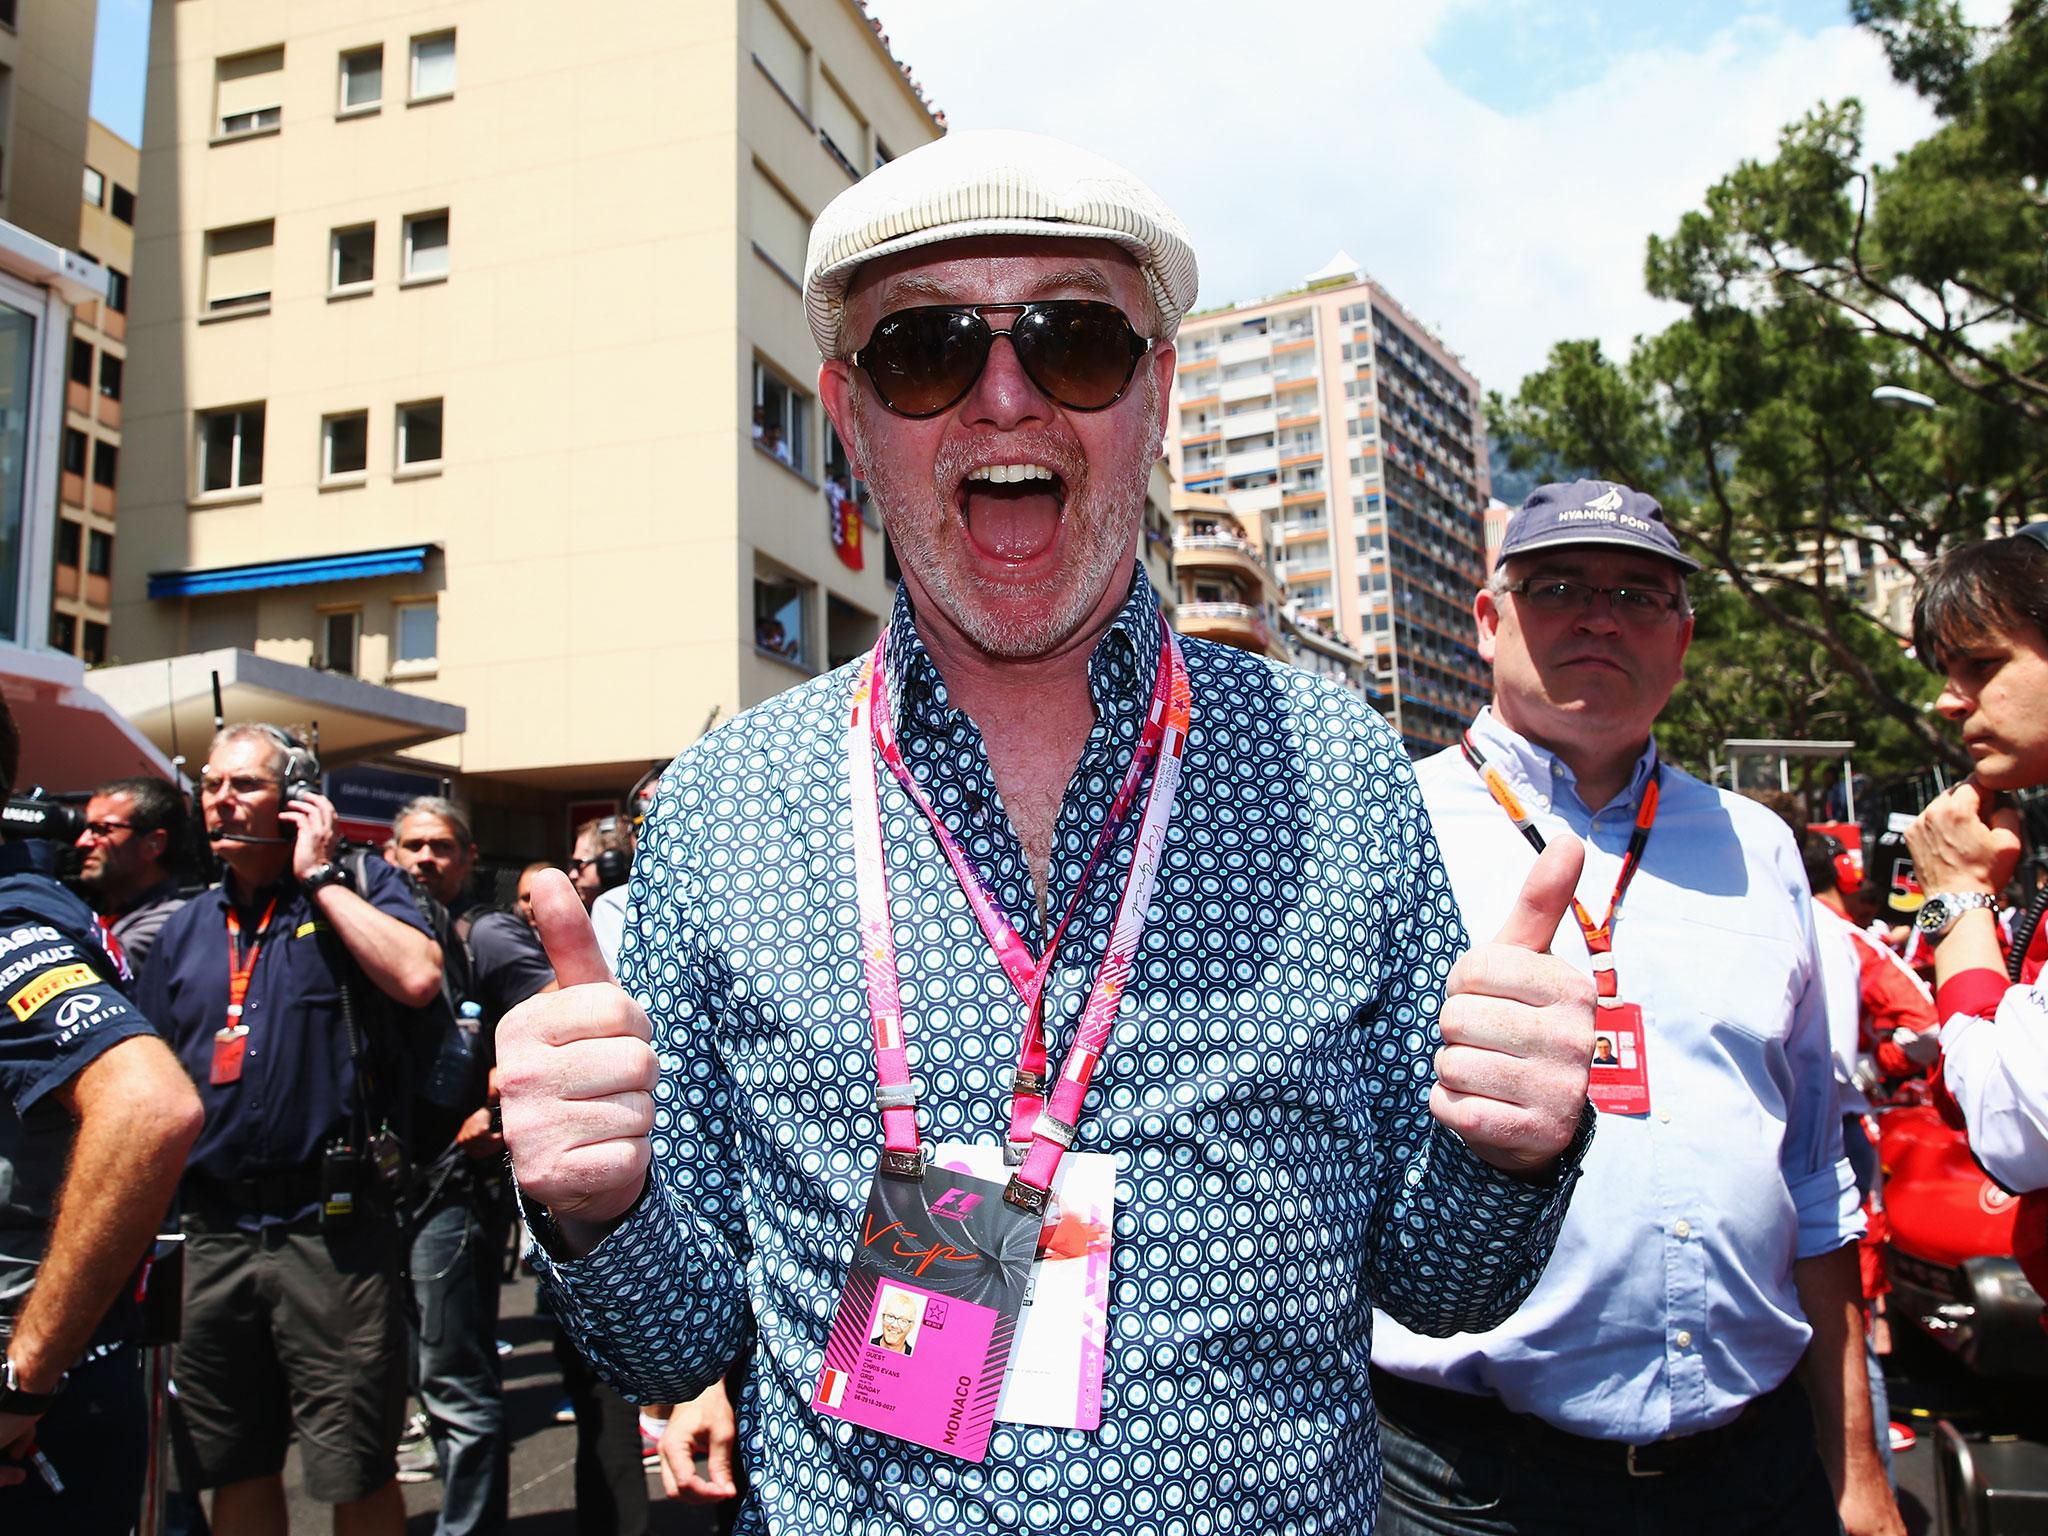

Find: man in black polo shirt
[0,698,204,1533]
[138,725,443,1536]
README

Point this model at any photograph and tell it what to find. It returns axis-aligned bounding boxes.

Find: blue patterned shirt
[534,569,1589,1535]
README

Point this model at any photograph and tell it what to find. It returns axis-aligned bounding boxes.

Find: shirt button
[1675,1330,1693,1349]
[1533,795,1549,810]
[1657,1110,1671,1124]
[1673,1219,1691,1239]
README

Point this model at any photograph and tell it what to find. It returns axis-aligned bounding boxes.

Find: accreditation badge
[812,1162,1036,1462]
[1588,1002,1651,1116]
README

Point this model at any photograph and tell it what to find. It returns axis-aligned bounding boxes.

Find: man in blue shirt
[0,697,204,1534]
[497,131,1600,1534]
[1370,482,1902,1536]
[138,725,443,1536]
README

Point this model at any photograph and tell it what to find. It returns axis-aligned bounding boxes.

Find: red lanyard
[225,898,279,1032]
[850,618,1192,1216]
[1460,732,1660,1000]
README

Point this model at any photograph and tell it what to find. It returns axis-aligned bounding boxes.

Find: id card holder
[812,1161,1037,1462]
[1588,1002,1651,1116]
[932,1142,1115,1431]
[210,1024,249,1086]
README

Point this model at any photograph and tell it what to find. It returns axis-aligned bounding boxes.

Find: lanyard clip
[1002,1175,1050,1218]
[1010,1068,1048,1096]
[1002,1138,1031,1167]
[873,1082,917,1112]
[877,1148,925,1179]
[1030,1113,1077,1151]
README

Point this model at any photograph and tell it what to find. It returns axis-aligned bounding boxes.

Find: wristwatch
[0,1355,62,1416]
[301,860,354,894]
[1914,890,1999,940]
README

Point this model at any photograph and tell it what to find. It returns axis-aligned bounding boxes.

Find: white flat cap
[802,128,1199,358]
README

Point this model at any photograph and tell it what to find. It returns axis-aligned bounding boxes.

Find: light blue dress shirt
[1373,708,1861,1441]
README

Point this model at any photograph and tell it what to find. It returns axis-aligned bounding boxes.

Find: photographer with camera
[135,725,442,1536]
[383,796,555,1536]
[73,776,190,977]
[0,694,204,1534]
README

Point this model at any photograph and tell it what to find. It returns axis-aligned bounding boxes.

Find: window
[397,399,443,469]
[749,166,807,281]
[403,211,449,282]
[409,31,455,100]
[91,440,118,489]
[82,166,104,206]
[339,45,382,112]
[49,612,76,654]
[321,610,360,675]
[753,571,810,666]
[86,530,112,577]
[752,361,809,476]
[394,601,438,665]
[750,0,807,115]
[816,73,863,177]
[82,622,108,667]
[62,429,87,477]
[99,353,123,400]
[204,221,275,311]
[330,224,374,292]
[198,405,265,494]
[874,138,893,170]
[215,47,285,138]
[110,184,135,224]
[323,411,369,481]
[69,336,92,386]
[56,519,81,568]
[105,268,128,314]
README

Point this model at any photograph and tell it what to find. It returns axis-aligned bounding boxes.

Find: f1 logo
[929,1188,983,1220]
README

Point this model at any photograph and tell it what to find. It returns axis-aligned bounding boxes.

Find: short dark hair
[0,694,16,802]
[96,775,192,874]
[1801,832,1841,896]
[1913,529,2048,671]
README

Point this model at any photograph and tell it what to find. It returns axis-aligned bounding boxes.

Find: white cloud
[862,0,1942,395]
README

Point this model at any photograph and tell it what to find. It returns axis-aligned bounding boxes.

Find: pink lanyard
[848,618,1192,1215]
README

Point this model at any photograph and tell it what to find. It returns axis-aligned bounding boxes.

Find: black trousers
[550,1322,648,1536]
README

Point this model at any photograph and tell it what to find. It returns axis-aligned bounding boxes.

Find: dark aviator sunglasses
[850,301,1154,419]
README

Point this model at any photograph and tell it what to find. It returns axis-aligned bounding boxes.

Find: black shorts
[171,1213,406,1504]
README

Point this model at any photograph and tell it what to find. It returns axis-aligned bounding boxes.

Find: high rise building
[0,0,96,251]
[115,0,945,858]
[1168,255,1493,754]
[53,120,137,665]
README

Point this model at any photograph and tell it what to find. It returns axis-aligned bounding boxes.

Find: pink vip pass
[813,1162,1036,1462]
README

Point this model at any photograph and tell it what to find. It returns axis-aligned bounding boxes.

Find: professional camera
[1,789,86,878]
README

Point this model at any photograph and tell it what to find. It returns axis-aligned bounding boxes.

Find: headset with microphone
[592,816,630,890]
[208,725,323,846]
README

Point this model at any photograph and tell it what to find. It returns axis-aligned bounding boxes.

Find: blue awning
[150,545,435,600]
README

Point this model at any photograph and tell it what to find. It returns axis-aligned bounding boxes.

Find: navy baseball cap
[1496,479,1701,572]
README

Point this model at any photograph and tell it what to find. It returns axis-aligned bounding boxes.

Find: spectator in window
[73,775,191,975]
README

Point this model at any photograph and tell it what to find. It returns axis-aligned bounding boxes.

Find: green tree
[1494,0,2048,772]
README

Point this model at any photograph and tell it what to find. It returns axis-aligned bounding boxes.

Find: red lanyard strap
[848,620,1191,1208]
[1460,733,1660,997]
[225,898,280,1028]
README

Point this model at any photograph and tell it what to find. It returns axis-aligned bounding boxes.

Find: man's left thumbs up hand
[1431,836,1596,1178]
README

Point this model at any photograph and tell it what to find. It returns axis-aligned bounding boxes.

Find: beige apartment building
[0,0,95,250]
[53,120,138,664]
[115,0,945,856]
[1168,256,1492,754]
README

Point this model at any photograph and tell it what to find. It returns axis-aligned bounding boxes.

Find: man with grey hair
[1369,481,1902,1536]
[383,797,556,1535]
[496,131,1599,1532]
[138,725,443,1536]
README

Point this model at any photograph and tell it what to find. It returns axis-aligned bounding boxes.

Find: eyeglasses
[199,773,283,799]
[80,819,136,840]
[1505,577,1686,623]
[850,301,1153,419]
[567,856,597,875]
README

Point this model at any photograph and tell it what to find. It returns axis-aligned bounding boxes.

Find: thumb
[532,869,614,987]
[706,1427,737,1492]
[1491,834,1586,953]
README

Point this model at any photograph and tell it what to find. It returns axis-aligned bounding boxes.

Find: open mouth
[956,463,1069,564]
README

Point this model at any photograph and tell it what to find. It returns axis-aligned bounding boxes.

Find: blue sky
[85,0,1947,389]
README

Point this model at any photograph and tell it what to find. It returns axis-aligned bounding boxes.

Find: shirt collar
[884,564,1165,736]
[1466,705,1660,814]
[118,877,183,918]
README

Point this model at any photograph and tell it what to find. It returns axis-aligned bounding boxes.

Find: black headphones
[593,816,630,890]
[256,724,321,802]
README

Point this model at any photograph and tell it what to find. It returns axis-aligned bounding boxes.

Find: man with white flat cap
[497,130,1598,1533]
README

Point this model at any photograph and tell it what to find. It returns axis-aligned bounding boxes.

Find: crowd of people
[1,128,2043,1536]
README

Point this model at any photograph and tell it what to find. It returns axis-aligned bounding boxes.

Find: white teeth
[965,463,1055,485]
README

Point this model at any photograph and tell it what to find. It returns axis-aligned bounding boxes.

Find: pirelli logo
[9,963,97,1022]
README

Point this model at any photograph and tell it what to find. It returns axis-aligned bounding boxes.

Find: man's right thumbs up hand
[497,870,658,1256]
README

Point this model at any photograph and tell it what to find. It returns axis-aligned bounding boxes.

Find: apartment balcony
[1221,406,1278,439]
[1176,600,1275,655]
[1221,373,1274,405]
[1279,516,1330,541]
[1174,533,1273,594]
[1225,446,1279,477]
[1227,483,1282,514]
[1219,333,1272,366]
[1276,374,1317,396]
